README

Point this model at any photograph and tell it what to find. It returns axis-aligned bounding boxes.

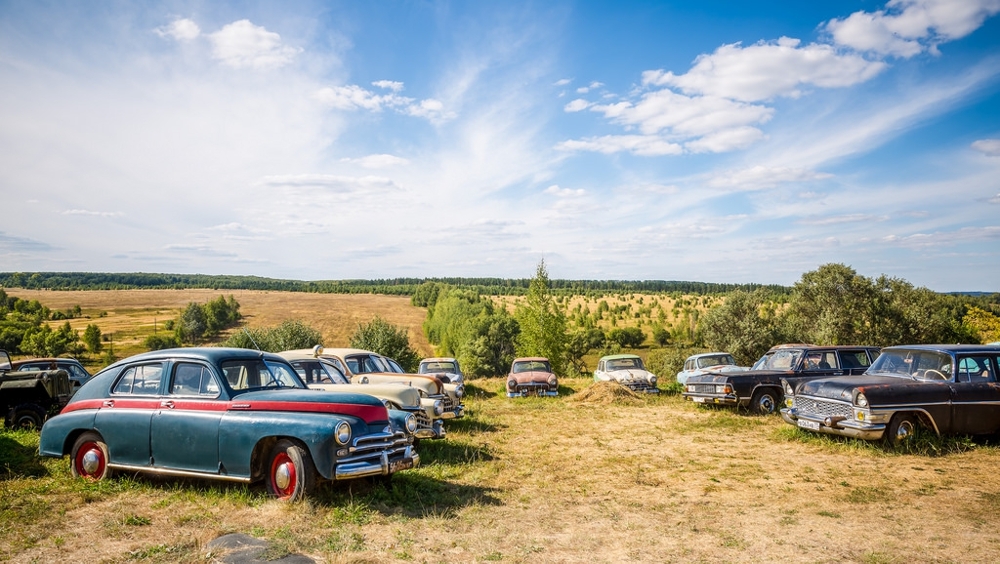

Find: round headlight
[649,375,657,385]
[405,413,417,433]
[855,391,869,408]
[433,400,444,416]
[455,384,465,399]
[335,421,352,445]
[507,379,517,389]
[547,375,558,386]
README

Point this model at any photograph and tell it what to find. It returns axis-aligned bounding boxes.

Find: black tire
[265,439,317,501]
[71,431,112,480]
[884,413,919,445]
[750,389,779,415]
[6,403,46,430]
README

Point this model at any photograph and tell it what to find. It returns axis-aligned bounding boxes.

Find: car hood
[510,370,554,384]
[605,369,653,381]
[686,369,791,385]
[796,374,910,401]
[307,383,421,408]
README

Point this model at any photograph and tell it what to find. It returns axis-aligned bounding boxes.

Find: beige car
[279,349,444,440]
[315,347,465,419]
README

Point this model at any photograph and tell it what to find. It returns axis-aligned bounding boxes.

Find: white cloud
[685,126,766,153]
[555,135,683,156]
[800,214,888,226]
[314,84,452,120]
[642,38,886,102]
[156,18,201,41]
[544,184,585,197]
[708,166,834,190]
[989,194,1000,204]
[260,174,401,194]
[564,99,590,112]
[208,20,300,70]
[882,226,1000,247]
[61,209,123,217]
[972,138,1000,156]
[825,0,1000,57]
[553,78,572,86]
[341,154,411,168]
[591,89,773,139]
[372,80,404,91]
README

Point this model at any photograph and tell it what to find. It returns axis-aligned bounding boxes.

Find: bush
[144,334,180,351]
[608,326,645,348]
[350,316,419,372]
[221,320,322,353]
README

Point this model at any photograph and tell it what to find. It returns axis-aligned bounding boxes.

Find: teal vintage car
[38,348,419,500]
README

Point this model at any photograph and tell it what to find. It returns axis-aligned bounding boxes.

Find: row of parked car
[679,342,1000,444]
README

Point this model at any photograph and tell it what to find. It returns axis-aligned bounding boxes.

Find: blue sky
[1,1,999,291]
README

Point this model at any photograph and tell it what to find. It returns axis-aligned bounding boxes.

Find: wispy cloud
[340,154,411,168]
[972,138,1000,156]
[314,82,452,121]
[62,209,123,217]
[155,18,201,41]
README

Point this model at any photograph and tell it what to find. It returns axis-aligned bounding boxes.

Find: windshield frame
[866,349,955,381]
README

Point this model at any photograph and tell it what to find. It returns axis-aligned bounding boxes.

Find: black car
[781,344,1000,443]
[681,344,880,414]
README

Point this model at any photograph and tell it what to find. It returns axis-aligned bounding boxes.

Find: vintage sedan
[506,357,558,397]
[781,344,1000,443]
[279,349,444,440]
[594,354,659,393]
[38,348,419,500]
[682,344,880,415]
[676,352,746,385]
[418,357,465,385]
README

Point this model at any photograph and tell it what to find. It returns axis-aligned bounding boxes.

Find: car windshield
[221,359,305,391]
[421,361,458,373]
[513,361,551,373]
[752,349,803,371]
[697,355,736,369]
[346,355,385,374]
[867,349,954,381]
[606,357,643,370]
[384,358,404,373]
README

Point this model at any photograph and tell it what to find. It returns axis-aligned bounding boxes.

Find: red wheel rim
[74,442,105,479]
[270,452,297,499]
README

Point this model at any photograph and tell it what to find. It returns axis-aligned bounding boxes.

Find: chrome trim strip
[107,463,251,483]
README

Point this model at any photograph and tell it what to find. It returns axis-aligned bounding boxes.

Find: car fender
[38,408,99,457]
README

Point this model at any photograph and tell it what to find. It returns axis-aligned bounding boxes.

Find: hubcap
[275,462,291,490]
[82,449,102,474]
[896,420,915,441]
[758,396,774,413]
[270,452,296,496]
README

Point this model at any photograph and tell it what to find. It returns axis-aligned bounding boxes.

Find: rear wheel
[71,432,111,480]
[884,413,918,445]
[266,439,316,501]
[750,389,779,415]
[6,404,46,430]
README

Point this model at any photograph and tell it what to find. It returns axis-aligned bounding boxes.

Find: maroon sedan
[507,357,558,397]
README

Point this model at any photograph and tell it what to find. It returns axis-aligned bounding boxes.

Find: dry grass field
[6,289,435,362]
[3,381,1000,563]
[4,289,1000,563]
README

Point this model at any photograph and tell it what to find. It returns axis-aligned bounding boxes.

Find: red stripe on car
[62,398,386,423]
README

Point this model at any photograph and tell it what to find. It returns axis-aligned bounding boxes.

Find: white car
[676,352,747,385]
[594,354,659,393]
[417,357,465,385]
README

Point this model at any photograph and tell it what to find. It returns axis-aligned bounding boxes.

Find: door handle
[160,400,174,409]
[102,400,114,408]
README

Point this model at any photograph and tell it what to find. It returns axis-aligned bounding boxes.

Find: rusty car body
[506,357,558,397]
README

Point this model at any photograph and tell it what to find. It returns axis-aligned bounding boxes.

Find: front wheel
[884,413,918,445]
[266,439,317,501]
[71,432,111,480]
[750,389,779,415]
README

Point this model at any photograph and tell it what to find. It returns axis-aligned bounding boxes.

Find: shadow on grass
[775,424,995,457]
[324,472,502,518]
[444,416,504,434]
[416,437,497,465]
[0,433,49,480]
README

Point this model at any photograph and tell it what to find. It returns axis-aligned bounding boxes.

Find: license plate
[798,419,820,431]
[389,459,414,473]
[692,396,706,403]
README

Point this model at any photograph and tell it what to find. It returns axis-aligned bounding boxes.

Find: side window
[112,363,164,395]
[170,363,219,397]
[839,351,871,370]
[329,357,348,375]
[957,356,995,383]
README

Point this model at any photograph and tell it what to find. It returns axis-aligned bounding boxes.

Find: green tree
[144,334,180,351]
[963,307,1000,343]
[350,316,420,372]
[177,302,207,344]
[608,326,645,348]
[566,327,606,375]
[83,323,102,354]
[700,289,780,365]
[514,260,569,376]
[221,320,322,352]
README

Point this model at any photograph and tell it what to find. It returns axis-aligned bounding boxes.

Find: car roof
[599,354,641,361]
[420,357,457,363]
[882,344,1000,354]
[686,352,733,359]
[316,347,377,358]
[513,357,549,363]
[114,347,283,364]
[12,357,84,366]
[765,344,876,352]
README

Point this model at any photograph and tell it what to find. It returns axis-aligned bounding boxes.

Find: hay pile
[570,381,642,405]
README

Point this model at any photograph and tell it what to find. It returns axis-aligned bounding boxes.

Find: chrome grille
[413,410,432,431]
[689,384,716,394]
[795,396,853,418]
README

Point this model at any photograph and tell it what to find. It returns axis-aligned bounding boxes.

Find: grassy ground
[3,379,1000,563]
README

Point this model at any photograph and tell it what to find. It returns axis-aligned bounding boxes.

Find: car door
[150,361,225,473]
[837,349,874,375]
[949,355,1000,435]
[94,362,165,467]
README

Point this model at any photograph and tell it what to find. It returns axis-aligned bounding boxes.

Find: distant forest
[0,272,789,297]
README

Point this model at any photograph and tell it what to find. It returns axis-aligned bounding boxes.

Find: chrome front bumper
[334,445,420,480]
[507,382,558,397]
[682,392,738,405]
[781,407,886,440]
